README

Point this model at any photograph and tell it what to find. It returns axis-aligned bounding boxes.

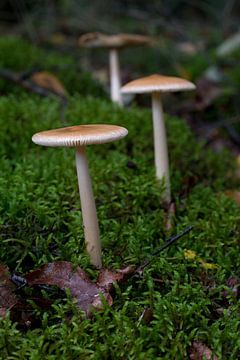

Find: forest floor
[0,14,240,359]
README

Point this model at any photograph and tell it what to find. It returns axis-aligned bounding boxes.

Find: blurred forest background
[0,0,240,153]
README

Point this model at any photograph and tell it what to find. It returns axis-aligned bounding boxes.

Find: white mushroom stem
[109,48,122,106]
[152,92,170,203]
[75,147,101,268]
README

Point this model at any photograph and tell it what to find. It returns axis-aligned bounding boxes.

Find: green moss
[0,91,239,358]
[0,37,106,98]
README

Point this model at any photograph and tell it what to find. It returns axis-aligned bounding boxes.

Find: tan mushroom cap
[79,32,152,49]
[121,74,196,94]
[32,124,128,147]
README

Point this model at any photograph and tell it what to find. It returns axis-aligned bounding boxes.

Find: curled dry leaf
[25,261,134,316]
[190,341,219,360]
[31,71,67,98]
[0,261,134,324]
[225,190,240,206]
[0,264,18,317]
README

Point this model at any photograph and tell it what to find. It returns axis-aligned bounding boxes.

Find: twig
[135,226,193,274]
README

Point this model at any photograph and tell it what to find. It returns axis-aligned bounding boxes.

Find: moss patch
[0,93,239,358]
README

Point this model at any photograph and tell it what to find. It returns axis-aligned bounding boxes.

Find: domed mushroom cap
[121,74,196,94]
[79,32,153,49]
[32,124,128,147]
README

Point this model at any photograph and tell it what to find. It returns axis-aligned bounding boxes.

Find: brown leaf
[25,262,134,316]
[96,266,135,291]
[190,341,218,360]
[225,190,240,206]
[0,264,18,317]
[25,261,110,316]
[0,261,134,323]
[31,71,67,98]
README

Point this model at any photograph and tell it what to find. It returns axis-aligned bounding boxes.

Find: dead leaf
[26,262,134,316]
[190,341,218,360]
[31,71,67,98]
[225,190,240,206]
[0,261,134,323]
[96,266,134,291]
[25,261,111,316]
[0,264,18,316]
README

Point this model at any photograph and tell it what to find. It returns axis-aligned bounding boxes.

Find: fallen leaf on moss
[189,341,218,360]
[26,261,134,316]
[0,264,18,317]
[26,262,112,316]
[0,261,134,323]
[31,71,67,98]
[225,190,240,206]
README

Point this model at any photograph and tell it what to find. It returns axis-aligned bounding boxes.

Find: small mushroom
[32,124,128,268]
[121,74,195,203]
[79,32,152,106]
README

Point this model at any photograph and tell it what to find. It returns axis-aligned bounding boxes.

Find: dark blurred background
[0,0,240,153]
[0,0,239,41]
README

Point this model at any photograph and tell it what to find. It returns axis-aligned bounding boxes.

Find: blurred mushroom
[32,124,128,268]
[79,32,153,106]
[121,74,195,203]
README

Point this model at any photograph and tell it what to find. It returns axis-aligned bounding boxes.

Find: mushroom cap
[79,32,152,49]
[121,74,196,94]
[32,124,128,147]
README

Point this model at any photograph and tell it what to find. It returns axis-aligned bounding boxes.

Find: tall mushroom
[32,124,128,268]
[79,32,152,106]
[121,74,195,203]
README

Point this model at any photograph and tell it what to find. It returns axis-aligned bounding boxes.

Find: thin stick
[136,226,193,273]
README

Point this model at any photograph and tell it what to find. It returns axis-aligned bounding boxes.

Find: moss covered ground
[0,37,239,359]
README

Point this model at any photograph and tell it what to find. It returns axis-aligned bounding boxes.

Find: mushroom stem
[152,92,170,203]
[109,48,122,106]
[75,147,101,268]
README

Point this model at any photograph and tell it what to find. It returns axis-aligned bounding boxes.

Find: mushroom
[32,124,128,268]
[79,32,153,106]
[121,74,196,203]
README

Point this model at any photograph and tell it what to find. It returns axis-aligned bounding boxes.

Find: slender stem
[75,147,101,268]
[109,48,122,106]
[152,92,171,203]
